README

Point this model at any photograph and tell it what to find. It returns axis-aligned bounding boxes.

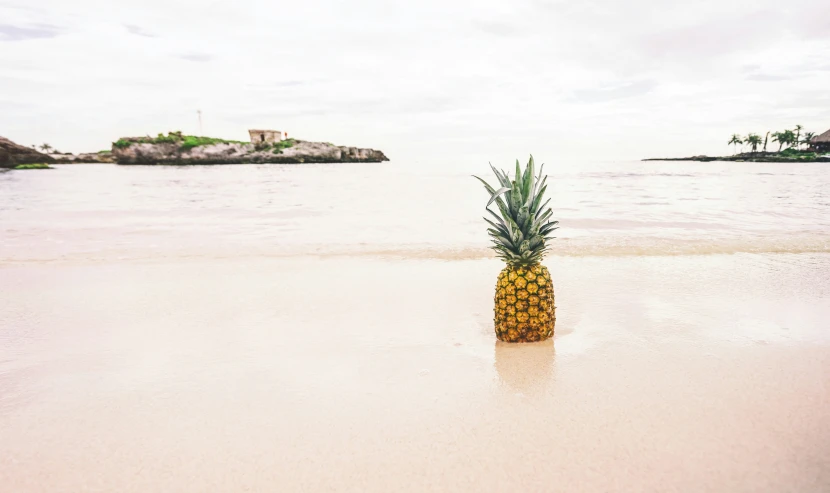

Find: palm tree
[39,143,53,153]
[794,125,803,148]
[728,134,743,155]
[771,132,785,152]
[773,130,798,151]
[801,132,816,149]
[745,133,762,153]
[763,131,770,152]
[783,130,796,150]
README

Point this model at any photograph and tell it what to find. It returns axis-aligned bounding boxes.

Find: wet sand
[1,254,829,492]
[0,254,830,493]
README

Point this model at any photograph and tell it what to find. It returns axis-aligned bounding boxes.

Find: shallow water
[1,161,829,492]
[1,160,828,263]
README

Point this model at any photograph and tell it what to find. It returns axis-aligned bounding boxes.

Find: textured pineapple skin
[494,264,555,343]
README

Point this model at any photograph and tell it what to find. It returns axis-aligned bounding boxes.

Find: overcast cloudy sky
[1,0,828,162]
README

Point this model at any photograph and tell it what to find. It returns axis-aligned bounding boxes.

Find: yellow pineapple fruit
[475,156,558,343]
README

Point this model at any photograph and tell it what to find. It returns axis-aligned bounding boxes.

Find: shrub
[180,135,247,151]
[779,148,817,159]
[271,138,296,154]
[153,132,179,144]
[15,163,52,169]
[114,132,247,152]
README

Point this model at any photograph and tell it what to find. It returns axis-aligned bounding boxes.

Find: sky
[1,0,829,163]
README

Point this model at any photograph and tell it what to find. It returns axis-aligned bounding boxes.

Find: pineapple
[475,156,559,343]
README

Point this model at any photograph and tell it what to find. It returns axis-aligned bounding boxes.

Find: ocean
[1,160,828,263]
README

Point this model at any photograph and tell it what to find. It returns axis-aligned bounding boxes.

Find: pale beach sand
[1,253,829,492]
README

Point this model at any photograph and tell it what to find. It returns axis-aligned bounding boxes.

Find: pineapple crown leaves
[473,155,559,266]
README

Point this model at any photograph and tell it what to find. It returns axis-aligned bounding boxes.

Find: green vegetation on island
[113,131,248,151]
[14,163,53,169]
[113,131,297,155]
[777,148,819,160]
[270,138,296,154]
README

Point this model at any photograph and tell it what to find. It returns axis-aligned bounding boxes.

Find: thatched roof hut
[811,128,830,152]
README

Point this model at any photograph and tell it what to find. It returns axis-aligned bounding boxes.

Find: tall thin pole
[197,110,203,136]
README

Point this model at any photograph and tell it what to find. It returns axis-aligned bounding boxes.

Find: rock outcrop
[0,136,55,168]
[112,138,389,165]
[49,152,115,164]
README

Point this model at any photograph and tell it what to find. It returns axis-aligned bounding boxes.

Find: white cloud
[0,22,61,41]
[123,23,156,38]
[177,52,213,62]
[0,0,828,163]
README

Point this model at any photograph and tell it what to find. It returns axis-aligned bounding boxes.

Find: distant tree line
[728,125,817,154]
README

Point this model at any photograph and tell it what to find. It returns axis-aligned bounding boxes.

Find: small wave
[3,237,829,265]
[306,239,830,260]
[582,172,700,179]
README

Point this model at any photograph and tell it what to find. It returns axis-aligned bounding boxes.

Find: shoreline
[3,235,830,266]
[643,152,830,163]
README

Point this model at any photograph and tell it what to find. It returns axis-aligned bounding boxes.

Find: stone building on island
[248,129,288,144]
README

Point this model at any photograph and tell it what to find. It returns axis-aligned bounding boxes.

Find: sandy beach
[2,252,829,492]
[2,162,830,491]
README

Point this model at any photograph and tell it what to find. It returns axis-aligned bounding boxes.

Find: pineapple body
[494,263,555,343]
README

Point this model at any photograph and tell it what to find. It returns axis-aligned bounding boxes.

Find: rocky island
[50,151,115,164]
[0,136,55,168]
[111,131,389,165]
[1,136,116,167]
[643,151,830,163]
[644,127,830,163]
[2,130,389,168]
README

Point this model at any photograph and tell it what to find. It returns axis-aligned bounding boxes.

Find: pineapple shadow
[493,339,556,395]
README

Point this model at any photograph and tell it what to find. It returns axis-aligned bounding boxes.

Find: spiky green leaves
[473,155,559,266]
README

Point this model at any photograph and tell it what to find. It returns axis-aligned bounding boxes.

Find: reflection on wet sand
[494,339,556,395]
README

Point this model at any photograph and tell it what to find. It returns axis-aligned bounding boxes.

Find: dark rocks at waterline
[643,155,719,162]
[0,136,55,168]
[643,152,830,163]
[49,152,115,164]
